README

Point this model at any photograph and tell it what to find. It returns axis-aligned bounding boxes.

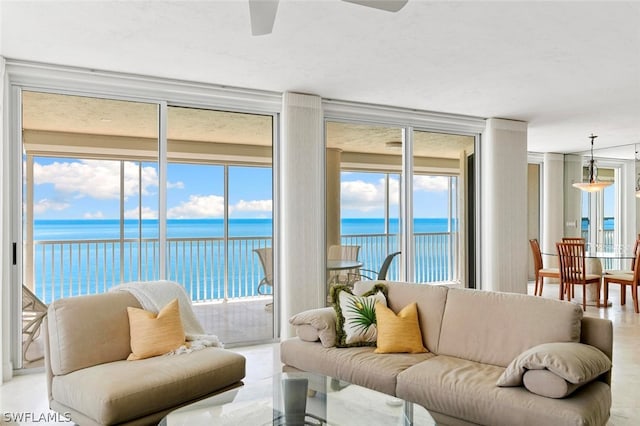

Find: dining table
[543,249,636,307]
[326,260,364,285]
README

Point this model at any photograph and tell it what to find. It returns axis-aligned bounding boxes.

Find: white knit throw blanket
[110,280,223,354]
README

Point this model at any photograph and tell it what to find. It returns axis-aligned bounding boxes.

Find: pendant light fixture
[572,134,613,192]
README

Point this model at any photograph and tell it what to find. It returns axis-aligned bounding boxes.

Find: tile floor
[1,284,638,425]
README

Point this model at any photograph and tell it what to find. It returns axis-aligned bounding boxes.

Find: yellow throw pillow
[127,298,186,360]
[374,302,427,354]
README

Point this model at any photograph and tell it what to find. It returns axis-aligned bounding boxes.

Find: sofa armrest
[43,317,54,405]
[580,316,613,384]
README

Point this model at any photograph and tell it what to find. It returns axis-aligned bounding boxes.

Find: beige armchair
[45,291,246,425]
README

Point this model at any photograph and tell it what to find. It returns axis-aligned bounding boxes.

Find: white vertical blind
[481,118,528,293]
[280,92,324,338]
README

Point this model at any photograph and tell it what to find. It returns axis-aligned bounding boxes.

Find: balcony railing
[31,232,456,304]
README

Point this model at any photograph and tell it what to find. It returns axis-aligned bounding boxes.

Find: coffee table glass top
[160,372,436,425]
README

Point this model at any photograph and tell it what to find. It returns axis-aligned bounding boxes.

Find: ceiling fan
[248,0,408,36]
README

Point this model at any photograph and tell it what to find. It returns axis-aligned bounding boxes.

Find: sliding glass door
[18,91,275,368]
[411,130,475,283]
[325,120,477,289]
[23,91,160,304]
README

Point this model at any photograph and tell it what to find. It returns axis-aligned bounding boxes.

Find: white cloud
[83,211,104,219]
[34,159,161,200]
[33,199,70,215]
[167,181,184,189]
[167,195,225,219]
[124,206,158,219]
[414,176,449,192]
[341,178,399,212]
[341,176,447,212]
[233,199,272,214]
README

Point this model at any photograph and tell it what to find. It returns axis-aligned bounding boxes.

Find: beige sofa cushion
[396,355,611,426]
[47,292,141,375]
[437,288,583,367]
[361,281,449,353]
[51,347,245,425]
[280,338,434,396]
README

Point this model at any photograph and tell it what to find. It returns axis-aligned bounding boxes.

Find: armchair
[44,290,246,425]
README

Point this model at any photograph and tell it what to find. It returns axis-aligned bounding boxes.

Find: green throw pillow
[330,284,388,348]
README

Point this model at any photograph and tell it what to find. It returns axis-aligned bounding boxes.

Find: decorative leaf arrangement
[344,296,377,336]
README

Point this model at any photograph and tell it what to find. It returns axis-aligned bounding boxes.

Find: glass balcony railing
[30,232,457,304]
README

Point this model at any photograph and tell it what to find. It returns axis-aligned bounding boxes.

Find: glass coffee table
[160,372,436,425]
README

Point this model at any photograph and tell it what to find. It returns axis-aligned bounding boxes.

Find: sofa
[281,281,613,426]
[44,291,246,426]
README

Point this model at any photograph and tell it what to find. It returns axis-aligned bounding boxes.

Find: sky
[32,157,453,220]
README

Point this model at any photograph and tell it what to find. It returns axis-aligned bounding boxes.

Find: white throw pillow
[330,284,388,348]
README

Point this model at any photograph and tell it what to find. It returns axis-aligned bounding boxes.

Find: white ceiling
[2,0,639,154]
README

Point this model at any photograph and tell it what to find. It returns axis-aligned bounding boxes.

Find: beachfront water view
[30,218,456,303]
[33,218,453,240]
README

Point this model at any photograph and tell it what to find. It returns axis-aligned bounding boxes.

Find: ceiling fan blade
[342,0,408,13]
[248,0,280,36]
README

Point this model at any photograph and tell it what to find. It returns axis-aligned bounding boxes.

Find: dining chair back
[561,237,586,244]
[528,239,560,297]
[603,248,640,313]
[556,242,601,311]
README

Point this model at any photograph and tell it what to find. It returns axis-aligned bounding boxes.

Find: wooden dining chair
[556,242,602,311]
[529,239,560,297]
[603,249,640,313]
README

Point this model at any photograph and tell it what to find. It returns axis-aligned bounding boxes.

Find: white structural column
[481,118,528,293]
[279,92,324,338]
[563,154,582,239]
[542,153,564,269]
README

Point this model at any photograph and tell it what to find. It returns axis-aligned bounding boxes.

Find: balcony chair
[327,244,360,285]
[22,284,48,364]
[348,251,401,282]
[253,247,273,310]
[529,239,560,297]
[556,242,602,311]
[602,248,640,313]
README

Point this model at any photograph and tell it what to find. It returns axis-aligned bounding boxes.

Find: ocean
[33,217,453,240]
